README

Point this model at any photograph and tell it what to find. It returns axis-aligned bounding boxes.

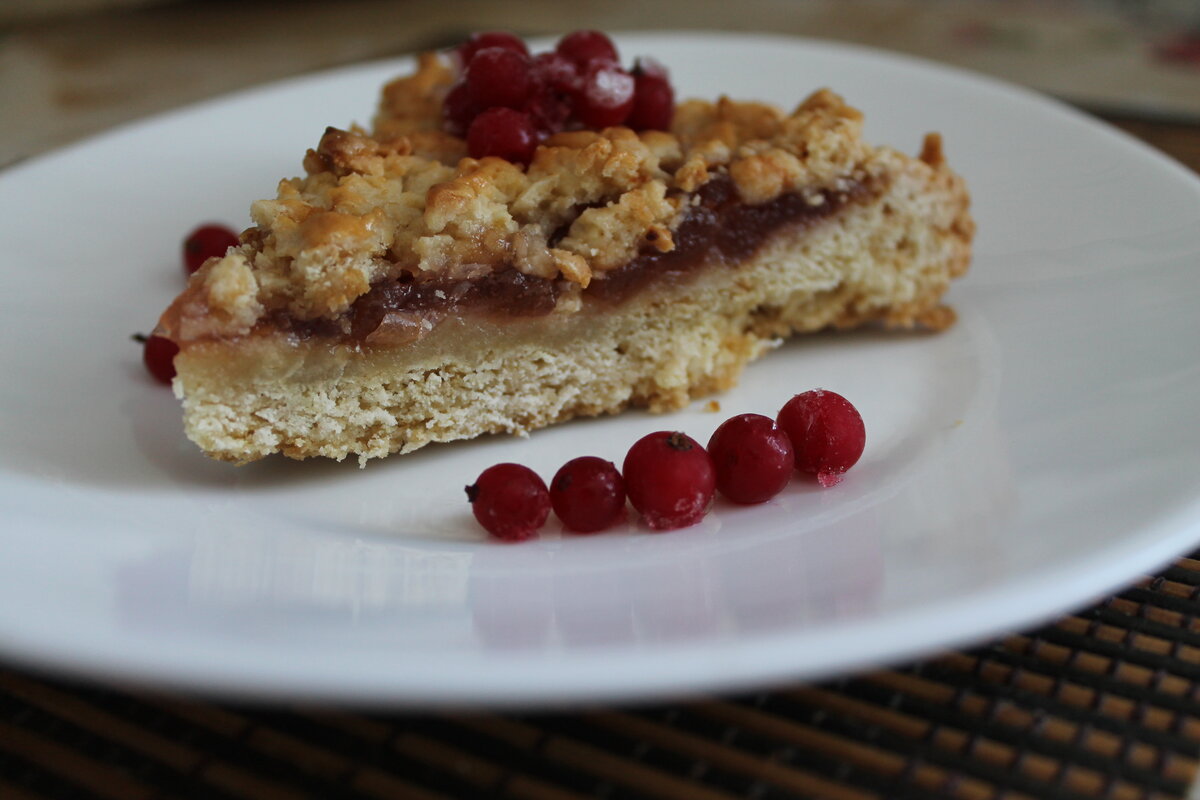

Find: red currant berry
[550,456,626,533]
[777,389,866,487]
[465,46,534,110]
[707,413,795,504]
[532,51,581,94]
[467,107,539,163]
[457,31,529,66]
[622,431,716,531]
[142,334,179,385]
[574,62,635,128]
[183,224,239,275]
[466,463,550,542]
[556,30,619,68]
[632,56,668,80]
[442,81,479,136]
[626,70,675,131]
[523,86,572,136]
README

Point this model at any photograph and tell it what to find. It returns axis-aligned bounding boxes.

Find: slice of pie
[156,44,973,465]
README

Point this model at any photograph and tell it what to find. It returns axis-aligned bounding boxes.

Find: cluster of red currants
[141,223,241,384]
[467,390,867,541]
[445,30,675,164]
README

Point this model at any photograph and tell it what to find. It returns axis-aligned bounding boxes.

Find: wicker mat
[4,553,1200,800]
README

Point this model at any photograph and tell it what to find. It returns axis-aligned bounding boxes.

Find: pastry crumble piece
[155,32,973,465]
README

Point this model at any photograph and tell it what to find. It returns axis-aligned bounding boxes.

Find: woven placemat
[4,552,1200,799]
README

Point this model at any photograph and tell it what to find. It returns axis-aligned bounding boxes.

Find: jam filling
[286,174,869,342]
[583,175,869,304]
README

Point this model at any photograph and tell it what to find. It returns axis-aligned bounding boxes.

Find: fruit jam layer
[284,174,873,343]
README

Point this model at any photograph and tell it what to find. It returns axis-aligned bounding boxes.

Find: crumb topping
[167,52,903,340]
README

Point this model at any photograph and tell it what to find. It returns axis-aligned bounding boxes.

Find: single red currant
[777,389,866,487]
[532,50,581,94]
[632,56,668,80]
[466,463,550,541]
[574,61,635,129]
[465,46,534,110]
[141,334,179,384]
[622,431,716,531]
[467,107,539,163]
[707,413,795,504]
[457,31,529,66]
[183,224,239,275]
[556,30,620,68]
[550,456,626,533]
[626,68,675,131]
[442,80,478,136]
[523,85,572,136]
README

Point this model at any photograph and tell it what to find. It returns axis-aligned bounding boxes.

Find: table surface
[3,3,1200,798]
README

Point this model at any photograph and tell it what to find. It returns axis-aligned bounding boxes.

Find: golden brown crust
[372,51,459,143]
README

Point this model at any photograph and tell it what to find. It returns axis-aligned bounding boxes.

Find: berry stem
[666,431,694,451]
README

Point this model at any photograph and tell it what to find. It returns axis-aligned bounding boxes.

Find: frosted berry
[574,61,635,129]
[467,108,539,163]
[525,51,578,135]
[632,56,668,80]
[141,334,178,384]
[627,64,674,131]
[466,463,550,541]
[458,31,529,66]
[442,81,478,136]
[523,84,572,135]
[550,456,626,533]
[532,50,581,94]
[777,390,866,487]
[707,413,795,504]
[466,46,534,110]
[623,431,716,531]
[556,30,619,67]
[183,224,238,275]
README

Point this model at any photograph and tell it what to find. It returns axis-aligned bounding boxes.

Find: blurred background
[2,0,1198,168]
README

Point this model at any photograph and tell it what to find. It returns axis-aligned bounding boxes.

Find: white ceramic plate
[2,33,1199,707]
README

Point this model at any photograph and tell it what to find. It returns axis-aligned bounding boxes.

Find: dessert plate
[1,34,1199,706]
